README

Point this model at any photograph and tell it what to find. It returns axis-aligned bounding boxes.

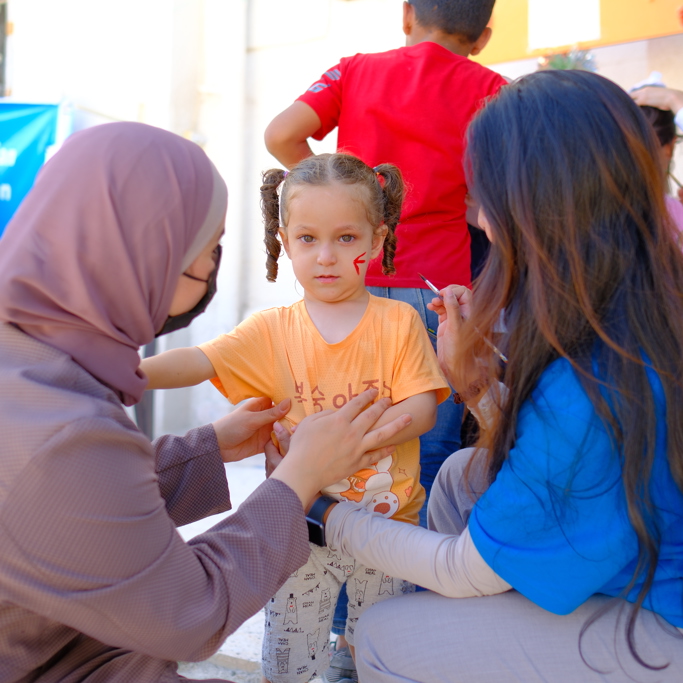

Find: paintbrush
[670,171,683,190]
[418,273,508,364]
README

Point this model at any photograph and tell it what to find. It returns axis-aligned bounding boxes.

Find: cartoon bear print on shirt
[366,490,400,517]
[307,629,320,660]
[325,453,394,506]
[335,467,380,503]
[283,594,298,625]
[354,579,368,606]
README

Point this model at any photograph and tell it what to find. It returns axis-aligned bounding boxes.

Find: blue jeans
[331,288,464,634]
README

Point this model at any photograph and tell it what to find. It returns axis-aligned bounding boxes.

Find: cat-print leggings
[262,542,414,683]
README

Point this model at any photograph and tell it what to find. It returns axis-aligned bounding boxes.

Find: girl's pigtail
[260,168,287,282]
[374,163,404,276]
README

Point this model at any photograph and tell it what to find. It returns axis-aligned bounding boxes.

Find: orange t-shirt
[199,295,449,524]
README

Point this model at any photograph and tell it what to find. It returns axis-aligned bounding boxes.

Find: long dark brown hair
[462,70,683,665]
[260,153,403,282]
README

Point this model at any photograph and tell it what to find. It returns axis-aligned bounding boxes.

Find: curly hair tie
[373,166,385,188]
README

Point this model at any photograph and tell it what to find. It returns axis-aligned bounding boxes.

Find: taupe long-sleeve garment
[0,323,310,682]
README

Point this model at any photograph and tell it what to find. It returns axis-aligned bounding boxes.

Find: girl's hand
[270,388,411,510]
[212,397,291,463]
[265,420,394,480]
[427,285,473,386]
[264,421,294,477]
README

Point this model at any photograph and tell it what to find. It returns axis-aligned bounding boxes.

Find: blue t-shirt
[469,358,683,626]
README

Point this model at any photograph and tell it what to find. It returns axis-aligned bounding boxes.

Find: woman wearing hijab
[0,122,407,681]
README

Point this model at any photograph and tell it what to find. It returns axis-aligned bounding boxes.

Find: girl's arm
[141,347,216,390]
[369,390,437,449]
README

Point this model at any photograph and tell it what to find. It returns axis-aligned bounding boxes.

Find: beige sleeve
[326,503,511,598]
[469,381,507,430]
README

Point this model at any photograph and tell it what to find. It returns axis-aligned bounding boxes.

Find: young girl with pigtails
[141,153,449,683]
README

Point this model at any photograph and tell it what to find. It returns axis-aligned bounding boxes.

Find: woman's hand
[264,421,293,477]
[269,388,411,510]
[212,397,291,464]
[427,285,488,403]
[427,285,473,387]
[264,413,411,478]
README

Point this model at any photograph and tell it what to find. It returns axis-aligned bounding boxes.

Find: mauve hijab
[0,122,228,405]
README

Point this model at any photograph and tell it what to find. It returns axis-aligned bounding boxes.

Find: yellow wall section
[599,0,681,46]
[474,0,682,65]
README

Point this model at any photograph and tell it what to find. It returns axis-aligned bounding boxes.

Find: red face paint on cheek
[353,252,367,274]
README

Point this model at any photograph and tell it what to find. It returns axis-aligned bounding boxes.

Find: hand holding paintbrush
[418,275,490,403]
[419,274,508,364]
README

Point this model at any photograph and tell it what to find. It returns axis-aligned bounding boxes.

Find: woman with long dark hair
[303,70,683,680]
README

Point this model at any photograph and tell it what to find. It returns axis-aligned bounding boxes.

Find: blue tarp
[0,103,60,237]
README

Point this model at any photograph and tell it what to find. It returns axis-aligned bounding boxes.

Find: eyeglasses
[182,244,222,283]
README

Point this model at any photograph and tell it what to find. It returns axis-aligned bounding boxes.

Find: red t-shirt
[297,42,506,289]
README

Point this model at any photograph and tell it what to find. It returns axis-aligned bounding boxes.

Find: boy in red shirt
[266,0,505,292]
[265,4,504,676]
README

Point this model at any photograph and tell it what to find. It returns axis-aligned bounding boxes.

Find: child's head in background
[639,105,678,186]
[404,0,495,53]
[261,154,404,305]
